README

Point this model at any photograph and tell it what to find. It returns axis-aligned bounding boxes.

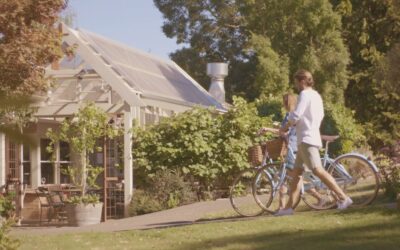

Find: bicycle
[229,138,287,217]
[252,135,381,214]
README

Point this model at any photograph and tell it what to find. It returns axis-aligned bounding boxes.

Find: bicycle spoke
[329,155,380,207]
[229,168,264,217]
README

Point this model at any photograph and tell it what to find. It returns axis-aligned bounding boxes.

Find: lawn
[16,204,400,250]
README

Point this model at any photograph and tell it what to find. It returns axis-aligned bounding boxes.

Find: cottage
[0,23,225,222]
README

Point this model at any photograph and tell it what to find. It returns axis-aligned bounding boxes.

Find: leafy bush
[129,189,162,216]
[0,193,15,219]
[255,95,285,122]
[0,193,19,250]
[47,102,120,204]
[321,102,367,156]
[377,154,400,199]
[129,170,197,216]
[133,97,272,193]
[147,170,197,208]
[377,141,400,199]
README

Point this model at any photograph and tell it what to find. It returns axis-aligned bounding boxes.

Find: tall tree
[369,44,400,146]
[155,0,349,104]
[0,0,67,142]
[155,0,251,100]
[331,0,400,147]
[246,0,349,102]
[0,0,67,95]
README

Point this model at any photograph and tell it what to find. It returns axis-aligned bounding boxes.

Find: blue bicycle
[252,135,381,214]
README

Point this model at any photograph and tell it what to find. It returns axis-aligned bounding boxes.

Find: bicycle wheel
[328,154,380,207]
[229,168,265,217]
[253,163,301,213]
[301,170,337,210]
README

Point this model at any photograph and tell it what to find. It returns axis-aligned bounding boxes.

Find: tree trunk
[81,149,87,196]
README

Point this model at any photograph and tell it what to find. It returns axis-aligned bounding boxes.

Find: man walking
[276,69,353,216]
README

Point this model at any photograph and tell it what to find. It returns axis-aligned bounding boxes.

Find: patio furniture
[35,186,66,225]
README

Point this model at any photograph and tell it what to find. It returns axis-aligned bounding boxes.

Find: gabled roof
[55,23,224,111]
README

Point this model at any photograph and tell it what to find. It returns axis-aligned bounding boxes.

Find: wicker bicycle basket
[264,138,288,160]
[248,144,263,166]
[248,138,288,166]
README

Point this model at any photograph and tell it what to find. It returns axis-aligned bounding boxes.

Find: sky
[67,0,182,59]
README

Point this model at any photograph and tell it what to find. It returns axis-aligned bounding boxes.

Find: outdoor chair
[35,187,66,225]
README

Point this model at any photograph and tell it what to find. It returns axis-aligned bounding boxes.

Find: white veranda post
[123,106,134,217]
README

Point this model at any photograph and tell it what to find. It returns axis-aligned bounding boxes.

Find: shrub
[133,97,273,194]
[321,102,367,156]
[129,170,197,216]
[0,193,15,219]
[147,170,197,208]
[377,141,400,199]
[376,154,400,199]
[129,189,162,216]
[0,193,19,250]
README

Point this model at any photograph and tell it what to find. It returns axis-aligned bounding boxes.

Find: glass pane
[23,162,31,186]
[23,144,30,161]
[41,162,54,184]
[59,141,70,161]
[40,139,53,161]
[60,163,71,184]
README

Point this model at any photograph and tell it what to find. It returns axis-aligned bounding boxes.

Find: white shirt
[288,88,324,147]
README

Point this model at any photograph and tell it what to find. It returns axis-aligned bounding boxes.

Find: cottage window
[40,139,72,185]
[22,144,31,186]
[59,141,71,184]
[40,139,54,184]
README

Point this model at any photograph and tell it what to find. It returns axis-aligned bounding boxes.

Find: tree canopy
[331,0,400,147]
[0,0,67,95]
[155,0,349,104]
[156,0,400,149]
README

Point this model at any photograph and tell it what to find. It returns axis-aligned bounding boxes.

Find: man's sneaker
[337,197,353,210]
[274,208,294,216]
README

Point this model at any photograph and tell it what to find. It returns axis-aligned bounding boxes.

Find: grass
[15,204,400,250]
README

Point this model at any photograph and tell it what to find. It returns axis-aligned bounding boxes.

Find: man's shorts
[294,143,323,170]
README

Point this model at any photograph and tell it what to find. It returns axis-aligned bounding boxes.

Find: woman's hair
[283,93,297,112]
[294,69,314,87]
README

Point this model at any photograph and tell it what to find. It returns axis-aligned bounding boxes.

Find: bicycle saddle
[321,135,340,142]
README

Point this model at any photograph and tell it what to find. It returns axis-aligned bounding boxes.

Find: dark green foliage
[255,95,285,122]
[0,193,19,250]
[147,170,197,208]
[154,0,350,104]
[129,189,162,216]
[367,44,400,147]
[246,0,349,103]
[321,102,367,156]
[377,154,400,199]
[0,193,15,219]
[129,170,197,216]
[331,0,400,148]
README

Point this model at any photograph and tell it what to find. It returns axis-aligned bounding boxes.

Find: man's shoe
[337,197,353,210]
[274,208,294,216]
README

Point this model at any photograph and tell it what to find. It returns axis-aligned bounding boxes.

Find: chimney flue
[207,62,228,104]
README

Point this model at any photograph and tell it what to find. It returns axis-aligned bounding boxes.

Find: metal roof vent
[207,62,228,104]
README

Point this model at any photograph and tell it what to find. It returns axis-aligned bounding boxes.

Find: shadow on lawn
[175,218,400,250]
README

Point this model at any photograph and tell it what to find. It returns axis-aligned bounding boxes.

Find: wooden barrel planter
[65,202,103,226]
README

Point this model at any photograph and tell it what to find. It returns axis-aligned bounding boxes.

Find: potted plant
[47,102,118,226]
